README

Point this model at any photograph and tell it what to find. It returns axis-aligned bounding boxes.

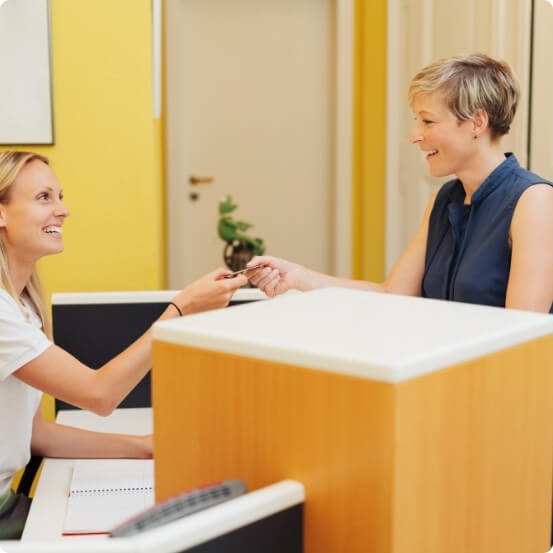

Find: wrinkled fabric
[0,289,50,499]
[0,490,32,539]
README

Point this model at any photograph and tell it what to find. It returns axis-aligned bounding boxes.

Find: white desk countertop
[51,287,267,305]
[16,407,303,552]
[22,408,152,542]
[153,288,553,383]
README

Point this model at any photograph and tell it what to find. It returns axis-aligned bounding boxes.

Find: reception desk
[151,288,553,553]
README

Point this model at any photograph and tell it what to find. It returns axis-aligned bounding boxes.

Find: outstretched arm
[245,257,385,296]
[247,194,436,298]
[15,268,247,416]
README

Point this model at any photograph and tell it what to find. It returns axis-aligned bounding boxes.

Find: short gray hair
[408,53,519,138]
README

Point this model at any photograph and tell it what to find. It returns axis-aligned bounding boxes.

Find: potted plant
[218,195,265,272]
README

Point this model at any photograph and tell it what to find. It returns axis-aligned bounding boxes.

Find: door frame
[162,0,354,279]
[334,0,354,277]
[385,0,402,275]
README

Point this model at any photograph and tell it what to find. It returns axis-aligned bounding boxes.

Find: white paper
[63,459,154,535]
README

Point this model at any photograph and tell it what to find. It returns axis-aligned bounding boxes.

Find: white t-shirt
[0,289,51,498]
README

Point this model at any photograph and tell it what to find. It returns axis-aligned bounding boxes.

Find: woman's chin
[44,244,65,257]
[427,164,453,179]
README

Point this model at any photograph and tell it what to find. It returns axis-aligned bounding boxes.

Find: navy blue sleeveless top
[422,153,553,313]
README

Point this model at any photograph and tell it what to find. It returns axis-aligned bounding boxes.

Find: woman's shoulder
[516,182,553,207]
[0,288,20,312]
[433,178,464,208]
[511,162,553,188]
[0,289,35,325]
[508,167,553,209]
[0,287,49,346]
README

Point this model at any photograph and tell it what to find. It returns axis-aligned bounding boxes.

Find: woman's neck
[457,142,506,204]
[7,256,34,297]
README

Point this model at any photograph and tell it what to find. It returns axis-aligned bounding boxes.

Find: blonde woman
[247,53,553,313]
[0,151,247,538]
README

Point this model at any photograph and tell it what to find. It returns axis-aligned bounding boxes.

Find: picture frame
[0,0,54,145]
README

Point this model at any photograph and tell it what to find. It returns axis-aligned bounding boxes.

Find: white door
[530,0,553,182]
[165,0,344,286]
[386,0,532,273]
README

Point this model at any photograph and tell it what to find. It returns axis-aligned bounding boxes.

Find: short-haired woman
[247,53,553,313]
[0,151,247,538]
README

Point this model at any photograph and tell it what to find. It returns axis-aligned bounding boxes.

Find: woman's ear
[0,207,7,228]
[471,109,489,138]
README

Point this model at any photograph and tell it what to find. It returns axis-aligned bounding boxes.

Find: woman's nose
[55,200,70,218]
[409,123,423,144]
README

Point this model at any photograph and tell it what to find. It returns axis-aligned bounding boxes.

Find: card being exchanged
[223,264,265,278]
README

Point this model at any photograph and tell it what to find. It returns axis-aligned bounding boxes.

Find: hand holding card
[223,263,265,278]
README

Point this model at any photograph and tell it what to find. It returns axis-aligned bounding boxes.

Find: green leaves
[218,194,238,215]
[217,195,266,255]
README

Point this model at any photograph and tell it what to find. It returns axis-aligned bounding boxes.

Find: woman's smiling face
[409,92,476,178]
[0,159,70,265]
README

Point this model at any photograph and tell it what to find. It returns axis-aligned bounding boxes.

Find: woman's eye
[423,119,434,125]
[38,193,49,200]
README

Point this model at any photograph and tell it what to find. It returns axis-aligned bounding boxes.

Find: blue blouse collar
[449,153,518,205]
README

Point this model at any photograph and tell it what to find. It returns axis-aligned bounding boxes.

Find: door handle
[189,175,213,185]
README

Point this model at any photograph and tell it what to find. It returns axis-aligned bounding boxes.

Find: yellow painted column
[352,0,387,281]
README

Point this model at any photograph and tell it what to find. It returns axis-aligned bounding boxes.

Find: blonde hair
[0,151,52,338]
[408,53,520,139]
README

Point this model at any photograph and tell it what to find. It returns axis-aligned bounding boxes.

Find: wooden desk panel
[393,334,553,553]
[152,335,553,553]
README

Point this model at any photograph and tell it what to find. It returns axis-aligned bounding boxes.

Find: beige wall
[531,0,553,182]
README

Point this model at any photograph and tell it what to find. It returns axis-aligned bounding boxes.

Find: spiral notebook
[63,459,154,535]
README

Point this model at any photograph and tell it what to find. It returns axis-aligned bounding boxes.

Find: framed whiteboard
[0,0,54,144]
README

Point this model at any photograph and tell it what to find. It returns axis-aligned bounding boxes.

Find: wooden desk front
[152,289,553,553]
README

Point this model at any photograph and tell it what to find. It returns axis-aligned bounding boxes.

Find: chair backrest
[52,289,264,412]
[15,454,43,496]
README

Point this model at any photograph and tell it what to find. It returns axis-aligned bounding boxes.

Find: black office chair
[16,455,43,496]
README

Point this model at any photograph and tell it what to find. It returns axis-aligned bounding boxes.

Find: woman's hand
[172,268,247,315]
[246,256,312,297]
[134,434,153,458]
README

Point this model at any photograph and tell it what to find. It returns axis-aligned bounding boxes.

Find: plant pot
[223,240,254,272]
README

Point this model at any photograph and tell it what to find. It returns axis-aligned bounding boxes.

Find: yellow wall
[1,0,165,300]
[353,0,387,281]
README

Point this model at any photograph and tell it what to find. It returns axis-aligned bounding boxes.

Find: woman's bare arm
[506,184,553,312]
[30,407,152,458]
[247,193,436,298]
[14,269,247,416]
